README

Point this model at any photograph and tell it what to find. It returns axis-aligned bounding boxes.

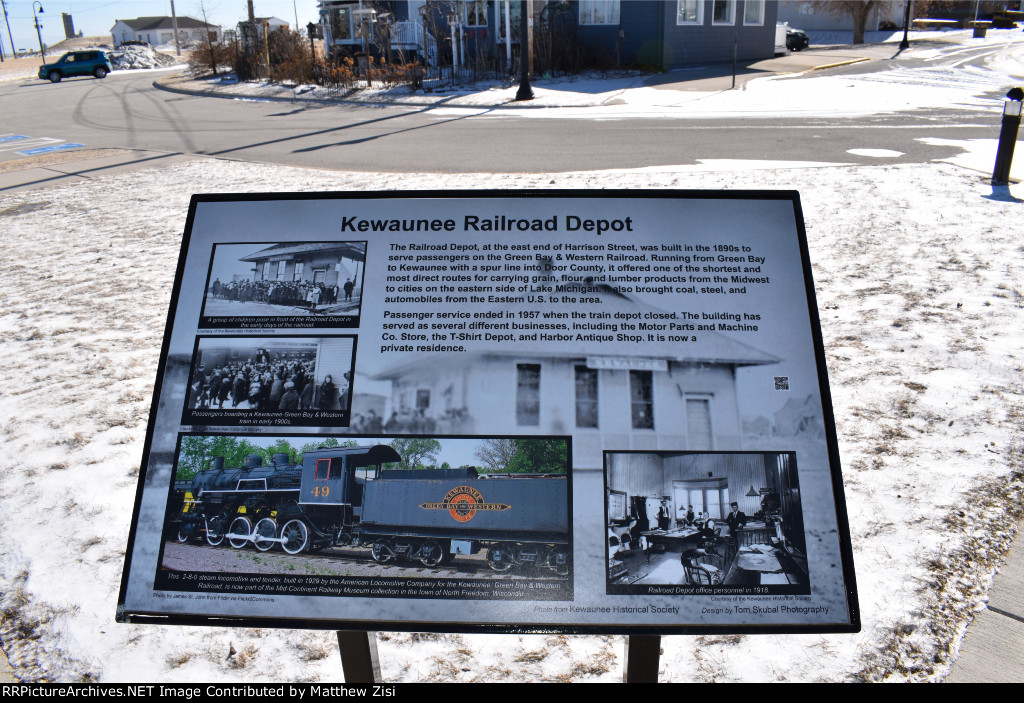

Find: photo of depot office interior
[606,452,808,587]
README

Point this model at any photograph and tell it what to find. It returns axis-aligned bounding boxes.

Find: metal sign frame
[118,190,859,636]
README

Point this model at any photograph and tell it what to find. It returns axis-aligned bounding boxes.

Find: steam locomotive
[170,444,570,575]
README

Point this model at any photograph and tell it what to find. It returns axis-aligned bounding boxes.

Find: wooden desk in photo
[727,547,787,585]
[641,528,703,552]
[734,521,771,547]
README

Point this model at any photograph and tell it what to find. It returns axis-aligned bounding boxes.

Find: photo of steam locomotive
[167,441,571,576]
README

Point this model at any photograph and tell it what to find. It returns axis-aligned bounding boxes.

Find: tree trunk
[851,2,874,45]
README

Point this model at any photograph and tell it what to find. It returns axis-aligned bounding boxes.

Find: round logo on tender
[444,485,483,522]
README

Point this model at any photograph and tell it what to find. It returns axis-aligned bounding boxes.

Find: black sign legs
[337,630,382,684]
[623,635,661,683]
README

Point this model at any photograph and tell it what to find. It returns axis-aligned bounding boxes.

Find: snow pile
[107,44,179,71]
[0,157,1021,683]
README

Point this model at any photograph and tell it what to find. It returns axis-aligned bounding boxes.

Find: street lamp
[32,2,44,63]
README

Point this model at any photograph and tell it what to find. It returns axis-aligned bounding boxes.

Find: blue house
[318,1,778,71]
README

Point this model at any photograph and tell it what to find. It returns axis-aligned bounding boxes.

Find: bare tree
[193,0,228,76]
[822,0,882,45]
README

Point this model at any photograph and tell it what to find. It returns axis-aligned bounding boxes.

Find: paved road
[0,39,1014,178]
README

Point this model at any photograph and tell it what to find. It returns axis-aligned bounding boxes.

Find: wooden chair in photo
[681,549,724,585]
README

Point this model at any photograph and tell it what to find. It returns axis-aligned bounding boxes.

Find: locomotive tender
[172,444,571,575]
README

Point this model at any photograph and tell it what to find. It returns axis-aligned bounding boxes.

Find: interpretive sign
[118,191,859,634]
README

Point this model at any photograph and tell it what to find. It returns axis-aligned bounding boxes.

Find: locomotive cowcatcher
[170,444,571,575]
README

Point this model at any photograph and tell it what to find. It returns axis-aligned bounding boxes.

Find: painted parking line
[0,134,87,156]
[18,143,86,156]
[0,138,60,152]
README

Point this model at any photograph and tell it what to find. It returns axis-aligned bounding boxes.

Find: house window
[464,0,487,27]
[277,260,287,280]
[712,0,735,25]
[580,0,620,26]
[675,479,729,521]
[629,370,654,429]
[330,6,354,41]
[416,389,430,409]
[293,262,304,281]
[677,0,703,25]
[263,261,271,279]
[497,0,521,41]
[516,363,541,426]
[574,365,598,428]
[743,0,764,26]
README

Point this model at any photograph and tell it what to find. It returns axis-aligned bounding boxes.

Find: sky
[0,0,320,52]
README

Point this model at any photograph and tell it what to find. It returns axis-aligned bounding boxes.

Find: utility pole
[1,1,15,59]
[170,0,180,57]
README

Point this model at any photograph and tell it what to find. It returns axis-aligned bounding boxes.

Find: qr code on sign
[774,376,790,391]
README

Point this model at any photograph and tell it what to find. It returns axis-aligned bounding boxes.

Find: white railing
[391,21,424,48]
[389,20,439,66]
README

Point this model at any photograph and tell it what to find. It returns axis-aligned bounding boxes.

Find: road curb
[810,57,871,71]
[151,73,636,111]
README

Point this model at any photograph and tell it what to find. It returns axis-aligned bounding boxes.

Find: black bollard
[992,87,1023,186]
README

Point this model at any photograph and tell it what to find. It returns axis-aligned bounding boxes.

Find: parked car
[787,28,810,52]
[38,50,113,83]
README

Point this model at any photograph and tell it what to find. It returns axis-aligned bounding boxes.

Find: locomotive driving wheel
[205,518,224,547]
[371,539,396,564]
[419,541,446,567]
[486,543,516,572]
[228,516,253,549]
[253,518,277,552]
[280,519,309,554]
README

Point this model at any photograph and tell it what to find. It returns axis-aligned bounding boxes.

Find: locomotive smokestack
[213,457,224,472]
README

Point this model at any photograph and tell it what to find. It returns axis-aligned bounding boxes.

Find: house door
[686,396,713,449]
[313,269,326,285]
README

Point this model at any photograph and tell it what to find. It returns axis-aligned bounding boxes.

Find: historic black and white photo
[183,335,356,427]
[200,241,366,328]
[605,451,810,596]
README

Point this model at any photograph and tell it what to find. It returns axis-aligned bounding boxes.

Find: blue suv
[38,50,113,83]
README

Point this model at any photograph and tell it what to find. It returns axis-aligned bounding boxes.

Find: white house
[253,17,290,31]
[110,16,222,46]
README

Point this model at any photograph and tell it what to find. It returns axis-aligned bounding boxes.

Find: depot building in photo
[373,287,778,469]
[242,242,366,290]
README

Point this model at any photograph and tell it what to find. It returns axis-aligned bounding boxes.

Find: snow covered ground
[169,28,1022,122]
[0,26,1023,685]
